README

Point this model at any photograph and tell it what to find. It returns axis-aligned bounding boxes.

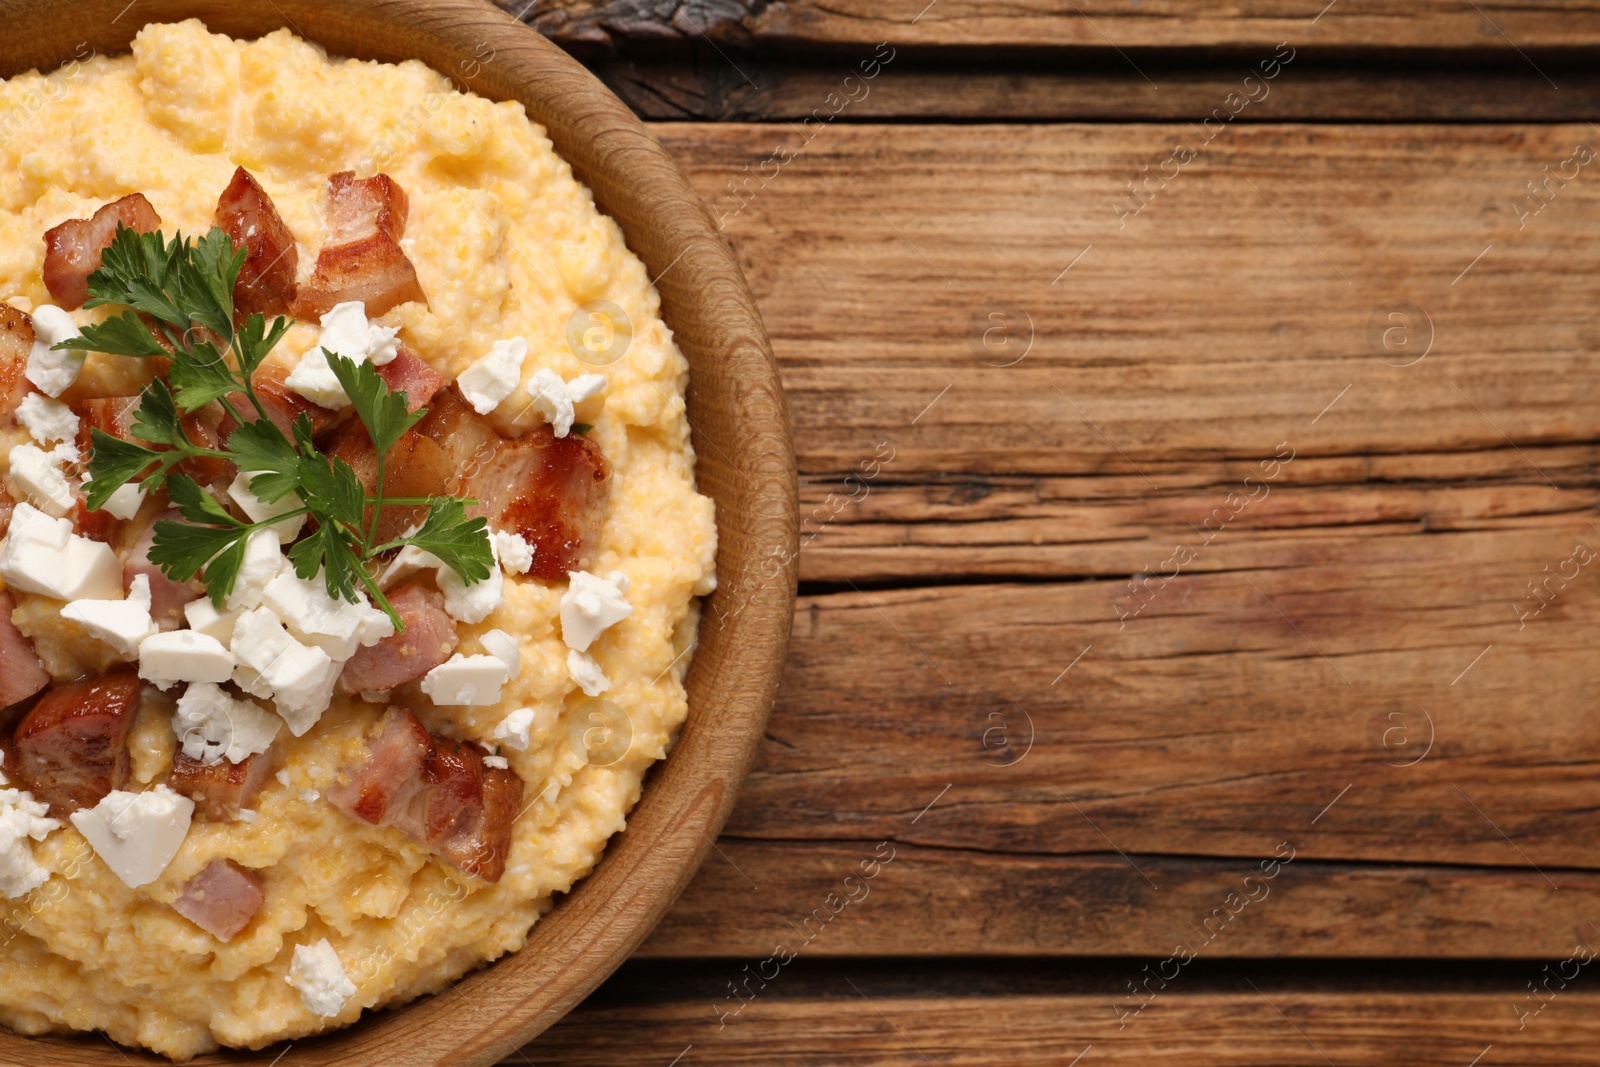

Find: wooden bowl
[0,2,796,1063]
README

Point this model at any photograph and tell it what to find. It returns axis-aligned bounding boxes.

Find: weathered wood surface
[516,0,1600,51]
[577,59,1600,122]
[532,968,1600,1065]
[611,122,1600,955]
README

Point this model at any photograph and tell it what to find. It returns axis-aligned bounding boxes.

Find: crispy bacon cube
[328,706,522,882]
[173,859,263,942]
[0,590,50,710]
[12,670,141,815]
[0,304,35,421]
[43,194,162,310]
[168,750,274,822]
[214,167,298,319]
[338,581,458,694]
[295,172,425,318]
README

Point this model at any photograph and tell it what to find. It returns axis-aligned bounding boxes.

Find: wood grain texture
[582,58,1600,122]
[516,0,1600,51]
[530,980,1600,1065]
[0,3,793,1066]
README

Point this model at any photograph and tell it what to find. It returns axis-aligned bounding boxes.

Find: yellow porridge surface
[0,20,715,1059]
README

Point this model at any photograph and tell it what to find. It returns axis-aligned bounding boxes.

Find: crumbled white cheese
[525,367,607,438]
[0,503,122,601]
[0,788,59,899]
[173,681,281,766]
[68,785,194,889]
[378,540,442,588]
[227,470,306,542]
[276,769,292,787]
[101,482,145,521]
[263,569,392,660]
[288,938,356,1017]
[319,301,398,366]
[300,789,319,804]
[227,528,286,611]
[420,653,510,706]
[567,649,610,696]
[230,607,339,736]
[9,442,76,517]
[479,629,521,680]
[15,392,79,445]
[61,573,157,657]
[491,707,537,752]
[456,337,527,415]
[137,629,237,690]
[24,305,83,397]
[559,570,632,652]
[483,755,509,770]
[437,540,505,624]
[286,302,399,408]
[492,529,534,576]
[237,809,258,823]
[183,598,242,644]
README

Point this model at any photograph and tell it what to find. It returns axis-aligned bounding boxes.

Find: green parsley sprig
[55,224,494,631]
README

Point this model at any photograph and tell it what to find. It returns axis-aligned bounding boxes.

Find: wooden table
[507,3,1600,1063]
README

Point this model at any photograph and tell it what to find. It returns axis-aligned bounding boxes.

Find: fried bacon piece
[295,172,425,318]
[0,590,50,710]
[12,670,141,815]
[0,304,34,421]
[214,167,298,318]
[43,194,162,310]
[78,394,229,487]
[375,345,445,412]
[338,581,458,694]
[168,751,274,822]
[334,388,609,580]
[328,706,522,882]
[173,859,263,941]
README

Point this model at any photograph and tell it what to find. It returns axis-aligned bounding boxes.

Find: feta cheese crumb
[559,570,632,652]
[276,769,292,787]
[483,755,509,770]
[525,367,607,438]
[479,629,521,680]
[492,529,533,576]
[227,528,287,611]
[183,598,243,644]
[68,785,193,888]
[300,789,320,803]
[101,482,145,521]
[420,653,510,706]
[230,607,339,736]
[227,470,306,542]
[491,707,536,752]
[288,938,356,1017]
[456,337,527,415]
[9,442,76,517]
[24,305,83,396]
[138,630,237,690]
[237,809,258,823]
[0,503,122,601]
[61,573,157,657]
[286,303,399,408]
[437,541,504,624]
[15,392,79,445]
[0,788,60,899]
[173,682,282,765]
[263,568,392,660]
[567,649,610,696]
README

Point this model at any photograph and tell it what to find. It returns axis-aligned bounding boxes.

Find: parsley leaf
[74,224,501,632]
[405,498,494,586]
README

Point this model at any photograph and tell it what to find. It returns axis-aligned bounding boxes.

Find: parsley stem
[353,560,402,633]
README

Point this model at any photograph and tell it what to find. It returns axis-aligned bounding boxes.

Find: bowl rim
[0,2,798,1063]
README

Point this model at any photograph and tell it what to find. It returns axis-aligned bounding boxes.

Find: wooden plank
[520,0,1600,51]
[593,60,1600,122]
[654,122,1600,480]
[636,841,1600,958]
[529,970,1600,1065]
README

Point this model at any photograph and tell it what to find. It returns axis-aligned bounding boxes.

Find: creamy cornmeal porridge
[0,20,714,1059]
